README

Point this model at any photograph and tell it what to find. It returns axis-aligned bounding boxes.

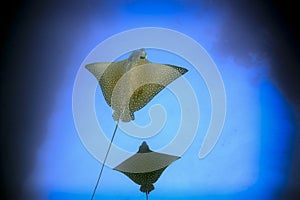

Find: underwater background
[1,0,299,200]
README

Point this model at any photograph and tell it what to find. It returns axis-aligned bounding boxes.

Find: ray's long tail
[90,122,119,200]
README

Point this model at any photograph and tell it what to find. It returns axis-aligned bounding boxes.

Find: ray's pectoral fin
[129,83,165,115]
[128,64,188,116]
[164,64,189,75]
[113,63,188,122]
[85,61,127,107]
[85,62,112,82]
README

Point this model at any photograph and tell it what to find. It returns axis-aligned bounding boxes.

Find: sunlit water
[28,1,294,199]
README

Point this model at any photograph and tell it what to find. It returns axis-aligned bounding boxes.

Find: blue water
[30,1,295,199]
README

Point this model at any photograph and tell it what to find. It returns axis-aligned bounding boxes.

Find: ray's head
[138,141,152,153]
[138,48,146,59]
[128,48,147,62]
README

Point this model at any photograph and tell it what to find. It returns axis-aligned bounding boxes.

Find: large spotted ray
[86,48,188,122]
[85,49,188,200]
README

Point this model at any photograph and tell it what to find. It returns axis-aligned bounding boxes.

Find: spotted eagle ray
[85,48,188,199]
[114,141,180,200]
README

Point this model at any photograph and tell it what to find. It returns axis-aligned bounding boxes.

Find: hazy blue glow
[29,1,294,199]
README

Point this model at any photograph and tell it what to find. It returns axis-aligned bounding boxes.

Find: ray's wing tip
[85,63,93,70]
[165,64,188,75]
[173,156,181,162]
[174,65,188,75]
[112,164,121,171]
[181,67,188,75]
